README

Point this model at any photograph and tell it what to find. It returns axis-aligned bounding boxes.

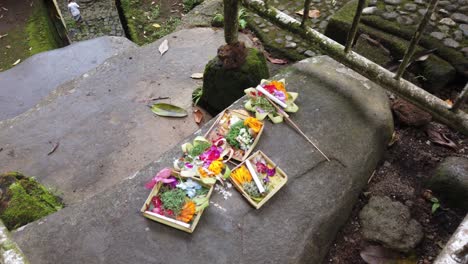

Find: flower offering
[205,109,264,162]
[244,79,299,123]
[230,151,288,209]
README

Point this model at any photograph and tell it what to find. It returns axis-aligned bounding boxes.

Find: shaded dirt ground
[324,118,467,263]
[0,0,35,71]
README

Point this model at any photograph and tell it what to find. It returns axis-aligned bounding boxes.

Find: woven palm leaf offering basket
[205,109,264,162]
[141,136,231,233]
[230,150,287,209]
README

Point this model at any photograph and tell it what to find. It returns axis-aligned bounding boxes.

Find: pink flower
[145,168,175,189]
[199,146,222,162]
[273,91,286,102]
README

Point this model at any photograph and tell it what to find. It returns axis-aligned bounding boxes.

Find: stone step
[13,56,393,264]
[0,28,238,205]
[0,36,137,121]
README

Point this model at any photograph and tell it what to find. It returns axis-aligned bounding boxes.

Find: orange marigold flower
[208,159,224,175]
[198,167,209,178]
[244,117,263,133]
[177,201,196,223]
[270,80,286,94]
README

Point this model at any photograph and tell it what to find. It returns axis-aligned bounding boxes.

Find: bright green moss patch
[26,0,61,56]
[0,172,63,230]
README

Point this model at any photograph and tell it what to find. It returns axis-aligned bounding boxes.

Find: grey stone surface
[451,13,468,24]
[414,0,425,4]
[462,47,468,57]
[0,36,137,121]
[439,17,457,26]
[382,11,399,20]
[427,156,468,210]
[453,30,463,41]
[363,6,378,15]
[460,24,468,36]
[360,196,424,252]
[443,38,460,48]
[404,3,418,11]
[285,42,297,48]
[0,28,224,205]
[430,31,446,40]
[385,0,402,5]
[177,0,223,30]
[13,56,393,264]
[397,16,414,25]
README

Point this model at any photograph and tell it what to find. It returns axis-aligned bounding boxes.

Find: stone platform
[13,56,393,264]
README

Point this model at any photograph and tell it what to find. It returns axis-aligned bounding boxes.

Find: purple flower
[273,91,287,102]
[199,146,222,162]
[185,163,194,169]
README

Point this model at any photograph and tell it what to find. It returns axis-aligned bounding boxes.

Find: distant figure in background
[67,0,83,26]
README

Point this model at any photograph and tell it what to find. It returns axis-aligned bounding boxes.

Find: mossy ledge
[0,172,63,230]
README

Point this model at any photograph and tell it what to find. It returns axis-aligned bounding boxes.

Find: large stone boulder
[359,196,423,252]
[426,156,468,210]
[200,47,269,113]
[13,56,393,264]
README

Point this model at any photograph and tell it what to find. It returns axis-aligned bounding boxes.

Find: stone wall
[59,0,125,42]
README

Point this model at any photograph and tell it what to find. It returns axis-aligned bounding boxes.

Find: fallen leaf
[152,23,161,28]
[445,99,453,106]
[2,7,8,11]
[150,103,187,117]
[159,39,169,55]
[12,59,21,66]
[191,73,203,79]
[413,48,437,62]
[426,126,457,150]
[296,9,320,18]
[5,45,10,49]
[0,34,8,39]
[265,52,288,65]
[193,108,204,124]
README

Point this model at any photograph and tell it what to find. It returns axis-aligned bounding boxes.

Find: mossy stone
[325,0,464,92]
[426,157,468,210]
[0,172,63,230]
[200,48,269,113]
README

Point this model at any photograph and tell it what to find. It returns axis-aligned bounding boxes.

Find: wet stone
[285,42,297,49]
[363,6,378,15]
[369,0,378,6]
[445,4,459,11]
[438,0,451,5]
[443,38,460,48]
[297,47,306,54]
[438,25,450,33]
[459,5,468,12]
[319,20,328,29]
[385,5,396,11]
[385,0,401,5]
[286,35,293,41]
[438,8,450,15]
[440,17,457,26]
[262,28,270,33]
[382,12,399,20]
[451,13,468,24]
[414,0,426,4]
[453,30,463,41]
[404,3,417,11]
[275,38,284,44]
[259,23,266,28]
[460,24,468,36]
[304,50,316,57]
[430,31,446,40]
[397,16,414,25]
[431,13,437,21]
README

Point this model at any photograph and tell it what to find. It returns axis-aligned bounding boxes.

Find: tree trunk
[224,0,239,45]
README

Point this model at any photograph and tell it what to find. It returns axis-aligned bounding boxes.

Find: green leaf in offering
[223,166,231,180]
[150,103,188,117]
[201,177,217,185]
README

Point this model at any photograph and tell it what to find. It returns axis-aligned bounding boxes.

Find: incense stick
[264,97,330,161]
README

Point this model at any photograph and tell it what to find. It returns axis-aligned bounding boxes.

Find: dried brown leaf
[193,108,204,124]
[265,52,288,65]
[360,246,399,264]
[426,127,457,150]
[296,9,320,18]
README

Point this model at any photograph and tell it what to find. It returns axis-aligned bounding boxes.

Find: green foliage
[192,87,203,106]
[242,182,262,198]
[238,8,248,30]
[26,0,61,55]
[183,0,203,12]
[211,8,248,29]
[160,188,186,214]
[189,141,211,157]
[226,121,247,149]
[430,197,441,214]
[0,173,63,230]
[120,0,180,45]
[251,97,276,113]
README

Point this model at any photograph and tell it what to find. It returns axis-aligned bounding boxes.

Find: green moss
[0,172,63,230]
[120,0,180,45]
[26,0,61,55]
[200,47,270,113]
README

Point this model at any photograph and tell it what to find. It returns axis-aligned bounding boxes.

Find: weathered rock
[285,42,297,48]
[430,31,446,40]
[397,16,414,25]
[414,0,425,4]
[363,6,378,15]
[392,99,432,127]
[439,17,457,26]
[451,13,468,23]
[360,196,424,252]
[426,157,468,210]
[13,56,393,264]
[382,11,399,20]
[443,38,460,48]
[200,48,269,113]
[404,3,418,11]
[385,0,401,5]
[304,50,316,57]
[460,24,468,36]
[453,30,463,41]
[462,47,468,57]
[177,0,223,29]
